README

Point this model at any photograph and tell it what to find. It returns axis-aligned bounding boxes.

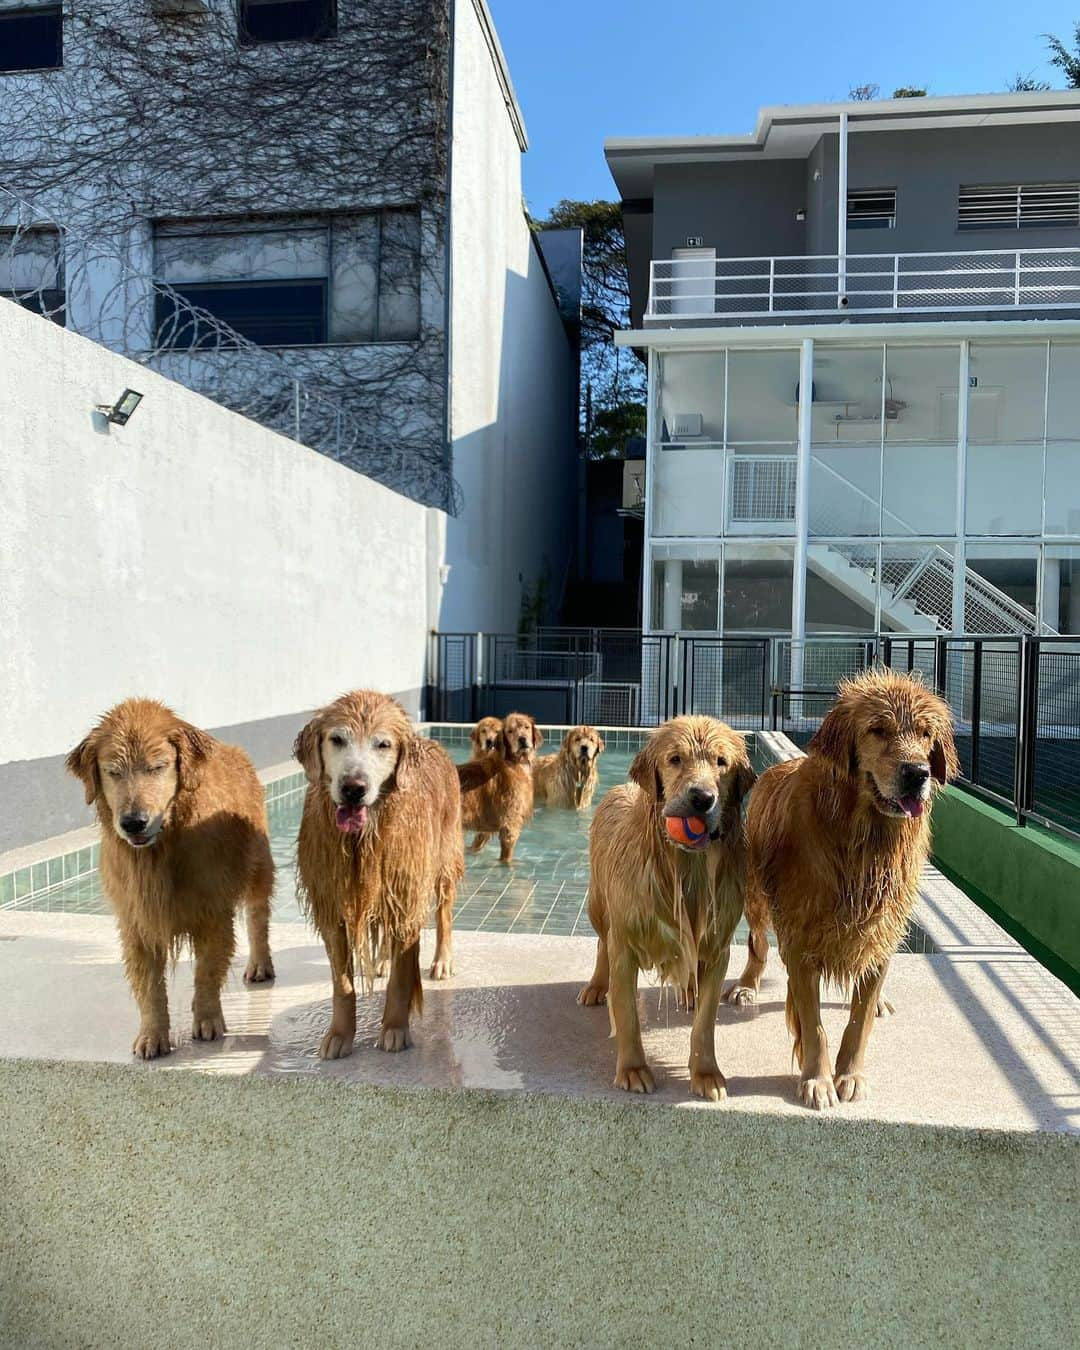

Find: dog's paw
[614,1062,655,1094]
[132,1027,171,1060]
[690,1067,727,1102]
[429,956,453,980]
[577,983,607,1006]
[835,1071,869,1103]
[797,1074,839,1110]
[244,955,276,983]
[192,1012,227,1042]
[318,1028,354,1060]
[377,1025,413,1053]
[724,983,758,1007]
[875,997,896,1018]
[682,986,696,1012]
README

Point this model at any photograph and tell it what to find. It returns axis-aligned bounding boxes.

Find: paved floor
[1,858,1077,1133]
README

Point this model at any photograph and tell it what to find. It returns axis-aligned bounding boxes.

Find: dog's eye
[374,738,392,751]
[669,754,681,766]
[148,763,168,775]
[329,733,346,749]
[918,727,932,741]
[869,726,887,738]
[105,766,123,779]
[716,757,727,769]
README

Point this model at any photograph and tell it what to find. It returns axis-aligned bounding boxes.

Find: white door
[669,247,716,317]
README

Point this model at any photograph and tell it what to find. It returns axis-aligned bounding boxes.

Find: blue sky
[486,0,1079,219]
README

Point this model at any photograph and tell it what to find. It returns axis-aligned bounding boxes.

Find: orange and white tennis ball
[664,815,709,849]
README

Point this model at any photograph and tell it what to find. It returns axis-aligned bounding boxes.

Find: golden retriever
[295,690,479,1058]
[580,716,755,1099]
[533,725,605,810]
[470,716,503,759]
[66,699,275,1059]
[730,669,957,1109]
[462,710,541,864]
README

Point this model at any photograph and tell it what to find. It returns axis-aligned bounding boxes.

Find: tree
[1045,22,1080,86]
[892,86,928,98]
[1006,72,1051,91]
[848,84,880,101]
[532,199,646,451]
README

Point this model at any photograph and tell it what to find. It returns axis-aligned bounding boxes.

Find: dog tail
[457,756,499,794]
[785,981,803,1070]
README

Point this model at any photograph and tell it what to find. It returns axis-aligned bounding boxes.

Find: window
[847,189,896,230]
[958,183,1080,231]
[153,211,421,348]
[238,0,336,45]
[0,227,64,323]
[0,5,62,72]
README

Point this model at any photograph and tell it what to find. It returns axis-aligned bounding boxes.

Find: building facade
[606,93,1080,644]
[0,0,579,632]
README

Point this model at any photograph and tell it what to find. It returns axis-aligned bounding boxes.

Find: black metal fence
[427,629,1080,840]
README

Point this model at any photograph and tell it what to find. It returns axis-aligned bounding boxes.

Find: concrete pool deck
[2,861,1078,1346]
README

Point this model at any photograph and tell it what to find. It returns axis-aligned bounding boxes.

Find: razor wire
[0,187,463,515]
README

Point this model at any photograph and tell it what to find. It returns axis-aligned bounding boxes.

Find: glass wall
[647,338,1080,635]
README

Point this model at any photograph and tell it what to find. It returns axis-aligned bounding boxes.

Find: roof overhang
[605,91,1080,199]
[615,317,1080,349]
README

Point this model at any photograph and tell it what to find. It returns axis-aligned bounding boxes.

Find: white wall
[440,0,577,633]
[0,300,435,813]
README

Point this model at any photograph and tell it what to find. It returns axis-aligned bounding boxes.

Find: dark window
[154,279,328,348]
[1,227,65,323]
[238,0,335,45]
[958,183,1080,231]
[0,5,62,72]
[847,189,896,230]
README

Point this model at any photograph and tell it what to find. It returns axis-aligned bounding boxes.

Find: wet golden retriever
[470,716,503,759]
[295,691,489,1057]
[580,716,755,1099]
[533,725,605,810]
[66,699,275,1059]
[462,710,541,864]
[730,669,957,1109]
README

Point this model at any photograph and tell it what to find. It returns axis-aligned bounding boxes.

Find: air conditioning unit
[672,412,703,437]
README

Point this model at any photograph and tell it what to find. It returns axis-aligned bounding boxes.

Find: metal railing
[427,628,1080,840]
[646,247,1080,322]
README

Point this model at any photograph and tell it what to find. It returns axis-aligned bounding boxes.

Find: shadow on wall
[439,249,578,634]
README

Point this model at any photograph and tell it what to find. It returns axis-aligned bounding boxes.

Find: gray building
[606,93,1080,650]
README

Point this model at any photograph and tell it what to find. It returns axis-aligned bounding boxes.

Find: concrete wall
[0,300,435,850]
[652,159,807,264]
[440,0,578,634]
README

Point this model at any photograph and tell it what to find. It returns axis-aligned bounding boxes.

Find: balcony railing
[646,247,1080,322]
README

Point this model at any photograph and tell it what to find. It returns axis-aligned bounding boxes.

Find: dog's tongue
[899,795,926,819]
[335,803,368,833]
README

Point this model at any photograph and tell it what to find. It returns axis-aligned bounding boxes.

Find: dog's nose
[899,762,931,794]
[579,745,590,758]
[688,787,717,814]
[485,738,496,749]
[518,738,528,749]
[119,812,150,837]
[340,779,368,806]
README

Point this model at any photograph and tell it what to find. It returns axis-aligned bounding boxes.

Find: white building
[606,93,1080,644]
[0,0,579,633]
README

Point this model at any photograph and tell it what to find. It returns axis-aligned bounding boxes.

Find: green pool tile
[0,873,13,907]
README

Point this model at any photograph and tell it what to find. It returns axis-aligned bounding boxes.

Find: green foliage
[891,86,927,98]
[531,199,646,444]
[518,560,553,636]
[1006,72,1051,91]
[590,401,646,459]
[1045,23,1080,86]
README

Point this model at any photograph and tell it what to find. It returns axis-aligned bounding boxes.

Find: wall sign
[686,235,703,247]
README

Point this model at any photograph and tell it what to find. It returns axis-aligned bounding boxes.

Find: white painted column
[953,341,970,634]
[663,560,684,632]
[1041,555,1061,633]
[837,111,848,307]
[642,347,658,631]
[791,338,814,687]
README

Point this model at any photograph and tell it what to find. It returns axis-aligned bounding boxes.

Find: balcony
[645,247,1080,324]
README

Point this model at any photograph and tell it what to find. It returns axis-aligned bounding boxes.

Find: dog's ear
[809,697,859,776]
[501,726,514,760]
[531,718,543,750]
[929,719,959,784]
[65,732,101,806]
[629,738,663,803]
[734,759,757,806]
[293,716,323,784]
[394,735,423,791]
[170,720,212,793]
[595,732,605,755]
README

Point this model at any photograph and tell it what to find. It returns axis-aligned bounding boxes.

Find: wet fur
[581,716,755,1099]
[734,669,958,1108]
[462,711,541,864]
[533,726,605,810]
[65,699,275,1059]
[295,691,465,1056]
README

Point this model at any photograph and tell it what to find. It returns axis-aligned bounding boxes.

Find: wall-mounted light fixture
[795,208,807,221]
[96,388,143,426]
